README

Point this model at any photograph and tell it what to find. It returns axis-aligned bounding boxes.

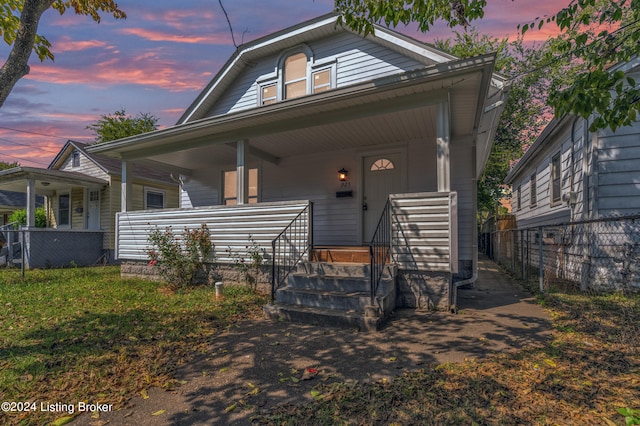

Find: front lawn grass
[0,266,266,425]
[259,288,640,425]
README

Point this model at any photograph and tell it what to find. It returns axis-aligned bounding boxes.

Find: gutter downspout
[451,156,478,312]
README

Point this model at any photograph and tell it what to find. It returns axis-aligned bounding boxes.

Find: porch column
[26,178,36,228]
[121,160,133,212]
[436,99,451,192]
[236,140,249,205]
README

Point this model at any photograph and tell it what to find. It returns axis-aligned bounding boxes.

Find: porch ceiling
[88,55,495,172]
[149,104,438,170]
[0,167,107,194]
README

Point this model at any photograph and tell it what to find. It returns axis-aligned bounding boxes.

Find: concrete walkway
[76,256,552,425]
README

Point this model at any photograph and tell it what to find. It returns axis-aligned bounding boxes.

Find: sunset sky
[0,0,569,167]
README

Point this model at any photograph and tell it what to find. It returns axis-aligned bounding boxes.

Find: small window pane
[224,170,237,204]
[262,84,276,105]
[59,194,70,226]
[72,151,80,167]
[370,158,395,171]
[530,173,537,207]
[146,191,164,209]
[551,153,561,203]
[249,168,258,199]
[313,69,330,93]
[284,53,306,81]
[285,80,306,99]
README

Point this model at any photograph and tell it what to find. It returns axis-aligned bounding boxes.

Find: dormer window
[284,52,307,100]
[259,47,335,106]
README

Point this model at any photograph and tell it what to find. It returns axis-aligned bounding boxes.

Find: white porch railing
[390,192,458,273]
[115,200,311,262]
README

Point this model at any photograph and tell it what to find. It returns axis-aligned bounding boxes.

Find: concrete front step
[296,261,395,279]
[265,259,397,332]
[277,287,371,311]
[263,303,383,331]
[286,273,370,292]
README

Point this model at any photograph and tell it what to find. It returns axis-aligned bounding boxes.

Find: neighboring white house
[504,57,640,291]
[88,14,509,326]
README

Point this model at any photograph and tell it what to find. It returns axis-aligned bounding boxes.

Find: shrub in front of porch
[8,207,47,228]
[147,224,214,290]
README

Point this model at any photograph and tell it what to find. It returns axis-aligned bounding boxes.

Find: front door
[363,153,402,242]
[87,190,100,230]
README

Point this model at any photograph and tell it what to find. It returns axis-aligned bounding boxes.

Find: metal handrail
[270,202,313,302]
[369,199,392,306]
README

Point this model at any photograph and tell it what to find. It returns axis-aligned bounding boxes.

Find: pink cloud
[118,27,228,44]
[54,37,111,52]
[26,57,211,92]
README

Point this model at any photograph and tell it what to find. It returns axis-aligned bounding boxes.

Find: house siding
[206,32,425,117]
[596,124,640,217]
[58,150,110,181]
[510,121,577,227]
[510,115,640,228]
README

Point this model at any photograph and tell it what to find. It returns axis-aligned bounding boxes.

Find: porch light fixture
[338,168,348,182]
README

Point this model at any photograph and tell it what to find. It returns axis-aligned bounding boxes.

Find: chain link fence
[480,215,640,293]
[1,225,106,274]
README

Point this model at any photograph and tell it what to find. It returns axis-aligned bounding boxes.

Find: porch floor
[310,246,369,263]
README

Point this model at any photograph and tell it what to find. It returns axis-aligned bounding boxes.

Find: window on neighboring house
[284,52,307,100]
[224,168,258,205]
[71,151,80,168]
[551,153,561,204]
[145,188,165,209]
[58,193,70,226]
[530,173,537,207]
[517,185,521,210]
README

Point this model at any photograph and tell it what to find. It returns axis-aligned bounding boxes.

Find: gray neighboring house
[0,140,178,268]
[504,57,640,290]
[88,14,509,328]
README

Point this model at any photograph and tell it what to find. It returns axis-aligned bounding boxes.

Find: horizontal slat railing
[116,200,310,262]
[390,192,458,273]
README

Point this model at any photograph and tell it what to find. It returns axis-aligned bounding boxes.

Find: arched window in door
[370,158,395,171]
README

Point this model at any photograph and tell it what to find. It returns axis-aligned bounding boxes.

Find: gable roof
[49,140,176,185]
[178,13,459,124]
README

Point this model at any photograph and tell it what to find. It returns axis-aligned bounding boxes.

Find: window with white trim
[258,49,336,106]
[284,52,307,100]
[144,188,165,209]
[58,193,70,226]
[551,153,561,204]
[530,173,537,207]
[223,168,258,205]
[261,84,277,105]
[71,151,80,168]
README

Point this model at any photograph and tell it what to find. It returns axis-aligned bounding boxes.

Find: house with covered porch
[88,14,508,329]
[0,140,178,268]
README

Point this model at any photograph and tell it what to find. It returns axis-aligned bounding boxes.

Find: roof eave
[88,55,496,160]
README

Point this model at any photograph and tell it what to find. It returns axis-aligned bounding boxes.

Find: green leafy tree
[433,29,554,218]
[0,0,126,108]
[335,0,640,132]
[8,207,46,227]
[87,109,159,143]
[0,161,20,170]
